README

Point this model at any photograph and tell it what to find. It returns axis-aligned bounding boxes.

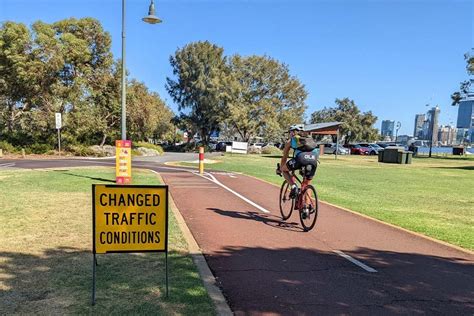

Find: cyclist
[279,124,319,198]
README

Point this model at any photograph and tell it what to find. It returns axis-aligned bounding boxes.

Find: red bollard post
[199,146,204,174]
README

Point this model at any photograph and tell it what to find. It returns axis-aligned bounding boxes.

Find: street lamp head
[142,0,162,24]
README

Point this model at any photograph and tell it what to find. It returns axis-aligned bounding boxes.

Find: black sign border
[92,184,169,254]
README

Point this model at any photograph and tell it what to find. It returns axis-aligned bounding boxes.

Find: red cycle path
[159,168,474,315]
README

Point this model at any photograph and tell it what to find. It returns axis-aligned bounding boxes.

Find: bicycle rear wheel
[299,185,319,231]
[279,180,294,220]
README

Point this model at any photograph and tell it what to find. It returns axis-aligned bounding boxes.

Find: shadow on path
[205,246,474,315]
[208,207,304,232]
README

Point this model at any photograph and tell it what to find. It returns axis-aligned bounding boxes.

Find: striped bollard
[199,146,204,174]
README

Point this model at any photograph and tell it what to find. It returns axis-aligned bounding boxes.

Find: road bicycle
[276,162,319,231]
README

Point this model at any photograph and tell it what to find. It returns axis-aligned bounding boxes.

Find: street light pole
[395,121,401,144]
[121,0,127,140]
[121,0,162,141]
[429,113,434,158]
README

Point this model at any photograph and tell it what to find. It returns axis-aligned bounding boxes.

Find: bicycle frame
[276,162,315,209]
[291,171,311,210]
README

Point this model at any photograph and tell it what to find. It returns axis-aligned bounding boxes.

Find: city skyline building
[413,114,425,138]
[438,125,457,146]
[381,120,395,140]
[426,106,441,144]
[456,97,474,144]
[423,106,440,144]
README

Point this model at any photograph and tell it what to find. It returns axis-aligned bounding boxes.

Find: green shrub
[67,145,96,157]
[131,149,143,156]
[28,143,53,154]
[0,141,18,154]
[262,145,282,155]
[135,141,164,154]
[248,146,262,154]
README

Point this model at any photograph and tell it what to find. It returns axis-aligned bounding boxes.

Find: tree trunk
[100,134,107,147]
[200,128,207,145]
[7,103,14,133]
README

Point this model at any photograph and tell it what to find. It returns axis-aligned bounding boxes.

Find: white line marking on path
[333,250,377,273]
[194,172,271,214]
[149,166,272,214]
[0,163,15,168]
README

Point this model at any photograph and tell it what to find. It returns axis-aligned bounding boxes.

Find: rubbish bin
[397,151,407,164]
[405,151,413,164]
[383,147,404,163]
[453,146,465,155]
[378,150,384,162]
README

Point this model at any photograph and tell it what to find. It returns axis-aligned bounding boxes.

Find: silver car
[323,143,349,155]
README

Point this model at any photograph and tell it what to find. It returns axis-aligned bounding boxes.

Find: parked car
[322,143,349,155]
[274,142,285,149]
[250,143,264,149]
[377,142,403,148]
[216,141,232,151]
[208,141,218,151]
[358,143,382,155]
[344,144,371,155]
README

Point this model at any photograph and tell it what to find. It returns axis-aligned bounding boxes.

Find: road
[1,154,473,315]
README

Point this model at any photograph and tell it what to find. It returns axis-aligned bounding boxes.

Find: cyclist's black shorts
[286,151,317,179]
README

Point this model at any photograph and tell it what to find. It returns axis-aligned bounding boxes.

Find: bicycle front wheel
[279,180,294,220]
[299,185,319,231]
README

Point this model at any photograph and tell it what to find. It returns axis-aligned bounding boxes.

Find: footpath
[159,167,474,315]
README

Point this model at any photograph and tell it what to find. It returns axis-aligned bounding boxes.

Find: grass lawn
[181,154,474,250]
[0,167,215,315]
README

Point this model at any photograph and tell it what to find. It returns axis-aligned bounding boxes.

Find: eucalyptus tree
[227,55,307,142]
[166,41,234,144]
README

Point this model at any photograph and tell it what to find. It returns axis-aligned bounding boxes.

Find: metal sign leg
[165,251,169,298]
[92,253,97,305]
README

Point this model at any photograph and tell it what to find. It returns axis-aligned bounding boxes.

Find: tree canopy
[166,42,307,144]
[228,55,307,142]
[0,19,173,151]
[451,50,473,106]
[166,41,234,144]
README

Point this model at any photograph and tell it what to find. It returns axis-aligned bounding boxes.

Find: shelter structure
[304,122,343,158]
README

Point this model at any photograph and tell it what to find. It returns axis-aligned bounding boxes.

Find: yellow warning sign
[93,185,168,254]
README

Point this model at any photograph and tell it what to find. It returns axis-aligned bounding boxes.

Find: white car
[322,143,349,155]
[250,143,264,149]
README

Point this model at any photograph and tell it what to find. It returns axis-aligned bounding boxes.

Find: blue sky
[1,0,472,135]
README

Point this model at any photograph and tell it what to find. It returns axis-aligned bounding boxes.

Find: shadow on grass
[52,170,116,183]
[208,207,304,232]
[261,155,283,159]
[432,165,474,171]
[414,155,474,161]
[0,247,214,314]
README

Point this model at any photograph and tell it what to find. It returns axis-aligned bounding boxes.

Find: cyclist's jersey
[290,135,319,158]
